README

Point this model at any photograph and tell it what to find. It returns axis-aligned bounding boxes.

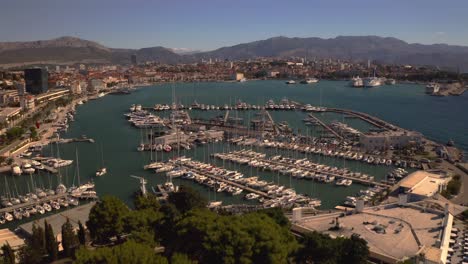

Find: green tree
[124,208,163,247]
[338,234,369,264]
[86,196,130,243]
[134,194,161,211]
[29,126,38,139]
[156,204,181,249]
[77,221,86,245]
[5,127,24,141]
[170,209,297,264]
[295,231,369,264]
[242,213,298,263]
[257,207,290,228]
[295,231,340,264]
[61,218,79,257]
[1,243,15,264]
[44,220,58,261]
[167,185,207,214]
[75,240,168,264]
[18,224,46,264]
[171,252,197,264]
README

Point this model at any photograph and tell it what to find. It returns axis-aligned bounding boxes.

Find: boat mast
[75,148,81,186]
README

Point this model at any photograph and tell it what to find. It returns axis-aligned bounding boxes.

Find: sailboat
[95,144,107,177]
[70,148,95,198]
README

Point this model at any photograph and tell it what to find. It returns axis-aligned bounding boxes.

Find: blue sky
[1,0,467,51]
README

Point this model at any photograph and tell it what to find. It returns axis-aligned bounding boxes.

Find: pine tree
[44,220,58,261]
[77,221,86,245]
[17,223,47,264]
[31,223,45,251]
[61,218,78,257]
[1,243,15,264]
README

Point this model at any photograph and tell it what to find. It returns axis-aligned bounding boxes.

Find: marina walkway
[220,153,391,188]
[0,193,69,213]
[177,164,272,198]
[324,108,397,131]
[307,113,344,140]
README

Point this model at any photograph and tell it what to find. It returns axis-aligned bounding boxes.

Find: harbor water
[2,80,467,217]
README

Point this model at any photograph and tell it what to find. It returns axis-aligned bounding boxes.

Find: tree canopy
[61,218,79,257]
[86,196,130,243]
[295,231,369,264]
[167,185,207,214]
[75,240,168,264]
[169,209,297,264]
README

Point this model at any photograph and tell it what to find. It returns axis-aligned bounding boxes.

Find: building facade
[24,68,48,94]
[360,130,423,151]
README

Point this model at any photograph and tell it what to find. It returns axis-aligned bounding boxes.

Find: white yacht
[11,165,22,176]
[426,82,440,94]
[285,80,296,84]
[364,77,383,87]
[351,76,364,87]
[96,168,107,177]
[300,78,319,84]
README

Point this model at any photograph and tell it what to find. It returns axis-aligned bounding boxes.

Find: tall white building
[70,81,82,94]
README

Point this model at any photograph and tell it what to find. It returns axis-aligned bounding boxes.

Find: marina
[1,80,467,225]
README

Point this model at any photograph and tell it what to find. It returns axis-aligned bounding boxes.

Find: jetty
[50,137,95,144]
[215,151,391,188]
[307,113,344,139]
[0,193,69,214]
[176,163,271,199]
[322,108,397,131]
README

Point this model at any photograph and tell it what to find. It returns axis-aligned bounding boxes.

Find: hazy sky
[1,0,467,50]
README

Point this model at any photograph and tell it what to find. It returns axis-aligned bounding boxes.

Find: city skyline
[1,0,467,51]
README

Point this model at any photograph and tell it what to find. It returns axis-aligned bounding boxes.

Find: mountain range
[1,36,468,71]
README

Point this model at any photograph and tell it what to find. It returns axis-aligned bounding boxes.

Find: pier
[0,193,69,214]
[216,152,391,188]
[50,137,95,144]
[323,108,397,131]
[174,163,272,199]
[307,113,344,140]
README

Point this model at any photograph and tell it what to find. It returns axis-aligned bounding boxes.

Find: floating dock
[50,138,95,144]
[307,113,344,140]
[0,193,69,214]
[216,152,391,188]
[175,163,272,199]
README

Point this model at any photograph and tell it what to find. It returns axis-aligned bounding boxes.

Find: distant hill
[0,36,184,66]
[194,36,468,71]
[1,36,468,71]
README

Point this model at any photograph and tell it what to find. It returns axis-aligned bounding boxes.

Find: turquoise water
[2,80,467,216]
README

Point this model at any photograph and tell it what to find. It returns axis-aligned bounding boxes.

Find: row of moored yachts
[213,150,377,185]
[230,137,422,169]
[160,158,322,209]
[125,110,164,128]
[0,197,80,224]
[0,183,97,224]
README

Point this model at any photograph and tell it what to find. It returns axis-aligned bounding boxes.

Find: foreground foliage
[10,185,369,263]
